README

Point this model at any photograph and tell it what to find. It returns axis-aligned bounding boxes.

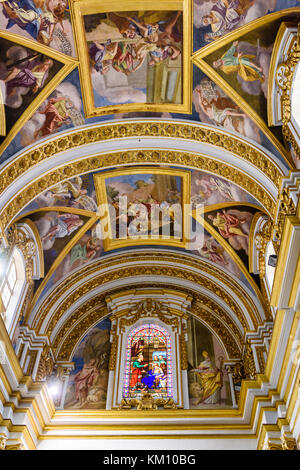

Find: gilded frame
[94,167,190,251]
[71,0,192,117]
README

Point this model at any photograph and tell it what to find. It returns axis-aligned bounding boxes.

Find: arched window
[123,323,173,399]
[265,241,276,295]
[0,248,26,334]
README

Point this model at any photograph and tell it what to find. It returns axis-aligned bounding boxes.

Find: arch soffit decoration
[0,121,288,230]
[53,291,242,364]
[29,251,265,331]
[27,252,269,361]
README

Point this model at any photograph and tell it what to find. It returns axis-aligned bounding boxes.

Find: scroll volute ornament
[254,219,272,278]
[274,188,297,251]
[118,393,176,410]
[281,434,298,450]
[0,435,6,451]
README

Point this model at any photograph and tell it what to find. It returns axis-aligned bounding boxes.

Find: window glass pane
[7,261,17,290]
[1,282,11,308]
[123,323,172,400]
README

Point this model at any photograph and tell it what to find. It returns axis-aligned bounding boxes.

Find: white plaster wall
[37,437,258,450]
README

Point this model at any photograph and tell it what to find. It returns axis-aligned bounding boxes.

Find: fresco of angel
[0,0,74,55]
[84,10,183,107]
[207,208,253,255]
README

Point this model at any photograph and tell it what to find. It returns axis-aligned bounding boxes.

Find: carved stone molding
[36,264,256,340]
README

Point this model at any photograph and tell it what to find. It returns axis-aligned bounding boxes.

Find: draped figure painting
[64,317,111,409]
[187,315,232,408]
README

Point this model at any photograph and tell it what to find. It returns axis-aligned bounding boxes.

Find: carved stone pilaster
[109,326,118,371]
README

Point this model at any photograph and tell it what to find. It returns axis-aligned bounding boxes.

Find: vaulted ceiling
[0,0,299,364]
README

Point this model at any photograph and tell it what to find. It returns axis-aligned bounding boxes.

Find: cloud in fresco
[91,70,146,104]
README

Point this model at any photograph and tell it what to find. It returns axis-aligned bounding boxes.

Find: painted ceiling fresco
[1,1,299,310]
[16,167,262,310]
[0,1,298,165]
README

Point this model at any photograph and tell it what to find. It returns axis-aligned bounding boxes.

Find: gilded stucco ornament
[242,341,258,380]
[0,434,6,451]
[273,187,297,250]
[255,219,273,278]
[276,23,300,159]
[0,125,280,229]
[36,345,54,382]
[37,263,257,339]
[33,252,261,334]
[118,393,177,410]
[118,299,179,332]
[281,434,298,450]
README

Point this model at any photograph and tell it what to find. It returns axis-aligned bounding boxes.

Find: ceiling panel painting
[193,11,300,165]
[72,0,192,117]
[94,167,191,251]
[192,0,300,52]
[0,35,64,149]
[0,0,76,56]
[19,210,90,289]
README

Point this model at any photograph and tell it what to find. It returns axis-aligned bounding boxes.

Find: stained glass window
[123,323,173,399]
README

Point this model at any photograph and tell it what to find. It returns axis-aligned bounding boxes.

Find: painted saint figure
[34,96,72,138]
[3,54,53,98]
[196,86,246,134]
[2,0,67,45]
[73,359,99,406]
[129,353,148,388]
[190,351,223,404]
[35,212,84,250]
[213,41,265,83]
[203,0,254,42]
